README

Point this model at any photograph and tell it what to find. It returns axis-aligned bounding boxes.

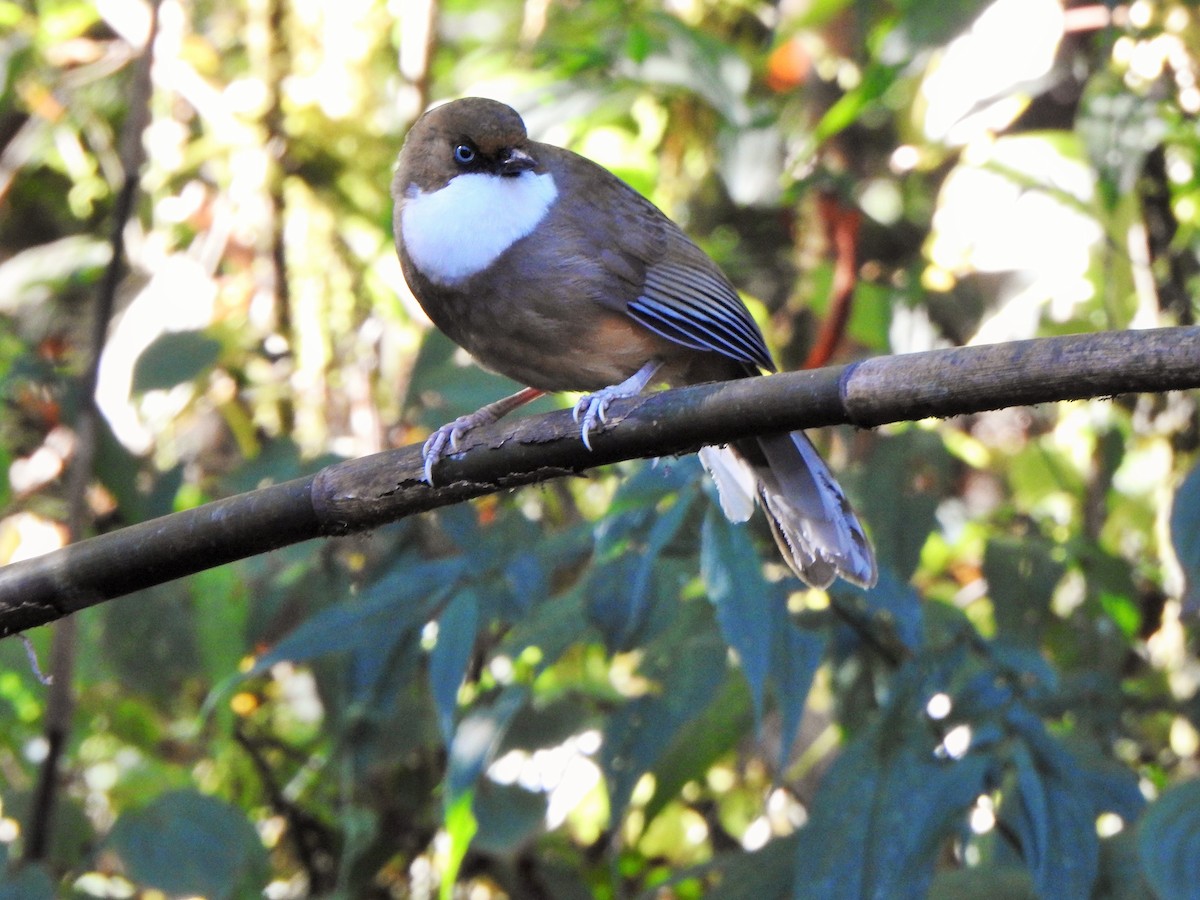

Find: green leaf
[879,0,993,64]
[927,866,1036,899]
[703,835,800,899]
[586,554,654,651]
[858,429,951,581]
[501,697,592,754]
[814,62,899,141]
[0,862,54,900]
[1137,779,1200,900]
[440,789,478,900]
[101,585,201,703]
[189,564,248,683]
[0,235,110,312]
[602,627,728,822]
[0,790,93,872]
[588,484,698,651]
[621,13,752,125]
[249,557,464,674]
[790,655,997,898]
[644,675,754,826]
[1078,72,1168,207]
[430,588,480,744]
[497,583,591,674]
[597,624,724,820]
[1169,462,1200,616]
[603,456,701,521]
[701,508,771,721]
[770,615,827,772]
[985,536,1065,644]
[132,329,223,392]
[1095,831,1152,900]
[105,790,267,899]
[790,718,989,899]
[1004,708,1100,898]
[831,566,924,654]
[472,782,546,857]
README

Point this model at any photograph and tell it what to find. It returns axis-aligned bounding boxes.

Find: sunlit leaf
[644,675,753,826]
[1078,73,1168,208]
[0,236,110,312]
[501,697,592,755]
[440,790,478,900]
[880,0,992,64]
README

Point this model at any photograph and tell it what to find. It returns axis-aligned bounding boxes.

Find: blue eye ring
[453,144,476,165]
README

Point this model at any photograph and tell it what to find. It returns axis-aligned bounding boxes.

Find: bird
[392,97,876,589]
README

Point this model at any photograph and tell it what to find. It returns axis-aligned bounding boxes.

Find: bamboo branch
[1,326,1197,637]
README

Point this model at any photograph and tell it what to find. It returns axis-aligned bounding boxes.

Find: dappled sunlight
[488,729,603,830]
[919,0,1064,146]
[0,512,68,565]
[928,135,1103,343]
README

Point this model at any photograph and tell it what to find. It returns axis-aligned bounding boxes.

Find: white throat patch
[401,171,559,285]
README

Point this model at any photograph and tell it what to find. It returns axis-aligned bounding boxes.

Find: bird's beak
[500,148,536,176]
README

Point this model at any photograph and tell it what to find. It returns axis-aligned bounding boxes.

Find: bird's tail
[699,433,876,589]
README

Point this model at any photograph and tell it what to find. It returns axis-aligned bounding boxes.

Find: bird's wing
[556,146,775,373]
[629,256,774,372]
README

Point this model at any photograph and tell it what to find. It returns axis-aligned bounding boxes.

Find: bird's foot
[571,391,618,451]
[422,412,487,484]
[420,387,546,485]
[571,360,663,451]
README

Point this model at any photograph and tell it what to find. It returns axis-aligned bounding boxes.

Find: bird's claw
[572,393,615,451]
[420,419,471,485]
[571,361,664,451]
[421,425,452,485]
[578,391,633,451]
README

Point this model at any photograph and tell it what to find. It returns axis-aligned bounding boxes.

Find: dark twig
[22,1,159,864]
[233,723,335,892]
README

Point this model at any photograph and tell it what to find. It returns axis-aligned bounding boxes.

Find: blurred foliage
[1,0,1200,897]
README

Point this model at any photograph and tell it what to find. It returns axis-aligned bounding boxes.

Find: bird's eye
[453,144,476,165]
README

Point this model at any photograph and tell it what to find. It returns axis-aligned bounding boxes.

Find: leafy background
[1,0,1200,897]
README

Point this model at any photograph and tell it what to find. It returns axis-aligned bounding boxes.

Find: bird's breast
[410,269,670,393]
